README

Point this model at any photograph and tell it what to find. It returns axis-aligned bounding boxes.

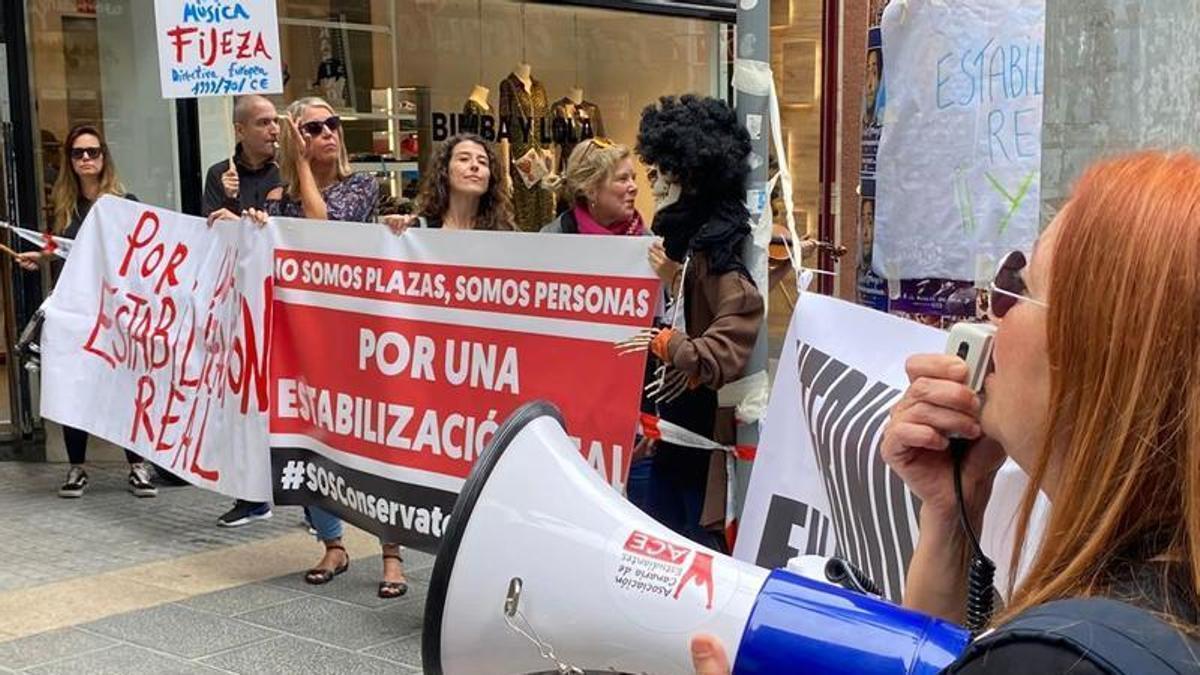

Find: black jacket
[201,145,281,216]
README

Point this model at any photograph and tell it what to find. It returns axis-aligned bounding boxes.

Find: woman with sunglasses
[381,132,516,233]
[691,152,1200,673]
[540,137,644,235]
[258,97,377,223]
[255,98,407,599]
[15,124,158,499]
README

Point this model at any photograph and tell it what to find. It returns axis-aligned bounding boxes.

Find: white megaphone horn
[422,402,970,674]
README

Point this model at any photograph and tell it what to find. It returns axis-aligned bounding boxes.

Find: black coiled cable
[951,438,996,636]
[825,557,883,597]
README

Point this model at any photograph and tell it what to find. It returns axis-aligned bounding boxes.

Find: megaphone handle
[502,577,585,675]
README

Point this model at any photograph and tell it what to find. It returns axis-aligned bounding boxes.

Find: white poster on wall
[874,0,1045,281]
[153,0,284,99]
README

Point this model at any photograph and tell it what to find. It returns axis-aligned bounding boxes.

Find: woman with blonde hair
[540,137,644,235]
[261,96,377,222]
[227,97,407,598]
[15,124,157,499]
[691,151,1200,673]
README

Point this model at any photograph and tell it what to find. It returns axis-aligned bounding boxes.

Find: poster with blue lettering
[874,0,1044,281]
[153,0,283,99]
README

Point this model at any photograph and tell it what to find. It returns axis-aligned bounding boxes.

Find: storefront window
[26,0,183,225]
[768,0,823,356]
[197,0,727,231]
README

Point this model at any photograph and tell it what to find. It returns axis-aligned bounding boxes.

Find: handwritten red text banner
[41,196,274,500]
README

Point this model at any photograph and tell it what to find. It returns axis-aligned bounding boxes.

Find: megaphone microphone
[423,402,971,674]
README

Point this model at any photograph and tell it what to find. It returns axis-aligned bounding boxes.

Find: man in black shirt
[202,95,280,528]
[202,94,281,221]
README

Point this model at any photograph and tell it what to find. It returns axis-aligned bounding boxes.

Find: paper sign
[153,0,284,98]
[874,0,1045,280]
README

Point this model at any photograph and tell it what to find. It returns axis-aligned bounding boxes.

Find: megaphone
[423,402,970,674]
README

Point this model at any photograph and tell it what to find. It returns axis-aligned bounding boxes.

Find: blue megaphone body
[423,401,971,674]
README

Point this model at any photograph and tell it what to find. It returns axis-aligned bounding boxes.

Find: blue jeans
[305,506,395,545]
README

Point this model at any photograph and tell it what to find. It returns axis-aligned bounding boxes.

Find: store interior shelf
[351,160,419,174]
[278,16,391,34]
[340,112,418,122]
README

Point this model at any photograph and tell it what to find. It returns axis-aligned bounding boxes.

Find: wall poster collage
[857,0,978,328]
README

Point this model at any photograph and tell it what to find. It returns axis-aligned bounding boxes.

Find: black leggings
[63,425,139,465]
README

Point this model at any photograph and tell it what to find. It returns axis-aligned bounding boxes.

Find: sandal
[305,544,349,585]
[378,553,409,598]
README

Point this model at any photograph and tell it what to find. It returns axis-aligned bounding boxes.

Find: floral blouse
[266,172,378,223]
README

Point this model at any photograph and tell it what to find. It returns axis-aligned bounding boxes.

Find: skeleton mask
[647,166,682,212]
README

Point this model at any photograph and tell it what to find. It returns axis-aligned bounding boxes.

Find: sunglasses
[989,250,1048,319]
[300,116,341,137]
[70,146,103,160]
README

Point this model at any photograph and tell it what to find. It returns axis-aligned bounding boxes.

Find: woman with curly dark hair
[625,95,764,552]
[383,133,516,232]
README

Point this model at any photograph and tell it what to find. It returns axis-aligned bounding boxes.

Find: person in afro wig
[628,95,764,551]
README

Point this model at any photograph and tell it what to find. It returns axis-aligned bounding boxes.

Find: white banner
[40,196,274,501]
[735,292,1046,602]
[874,0,1045,281]
[153,0,284,98]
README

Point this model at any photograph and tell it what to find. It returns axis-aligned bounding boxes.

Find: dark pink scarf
[574,205,646,236]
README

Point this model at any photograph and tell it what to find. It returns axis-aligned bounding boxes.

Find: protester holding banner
[381,132,516,233]
[15,124,156,499]
[540,137,645,235]
[691,152,1200,674]
[257,96,409,597]
[202,95,281,223]
[202,95,282,529]
[626,96,763,552]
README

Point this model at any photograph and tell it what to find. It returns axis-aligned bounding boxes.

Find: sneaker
[128,463,158,498]
[217,500,273,528]
[58,466,88,498]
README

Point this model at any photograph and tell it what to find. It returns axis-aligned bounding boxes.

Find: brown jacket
[663,252,764,534]
[665,251,764,399]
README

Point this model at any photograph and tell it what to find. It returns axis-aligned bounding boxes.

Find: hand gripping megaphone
[423,402,970,674]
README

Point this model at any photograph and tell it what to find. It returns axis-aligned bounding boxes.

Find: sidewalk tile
[361,631,423,669]
[0,628,115,670]
[178,584,307,617]
[0,576,187,637]
[80,605,275,658]
[24,644,227,675]
[237,596,410,651]
[202,635,414,674]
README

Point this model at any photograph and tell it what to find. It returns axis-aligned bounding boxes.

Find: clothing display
[499,73,554,231]
[461,97,490,136]
[550,97,606,173]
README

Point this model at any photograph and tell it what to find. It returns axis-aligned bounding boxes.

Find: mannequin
[462,85,492,137]
[550,87,605,176]
[498,63,554,231]
[514,62,533,90]
[466,84,491,112]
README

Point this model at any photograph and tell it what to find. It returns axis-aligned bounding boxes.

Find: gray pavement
[0,461,433,674]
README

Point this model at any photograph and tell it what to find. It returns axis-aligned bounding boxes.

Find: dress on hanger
[550,97,606,173]
[499,73,554,231]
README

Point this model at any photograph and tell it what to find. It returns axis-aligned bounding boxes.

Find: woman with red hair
[692,152,1200,673]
